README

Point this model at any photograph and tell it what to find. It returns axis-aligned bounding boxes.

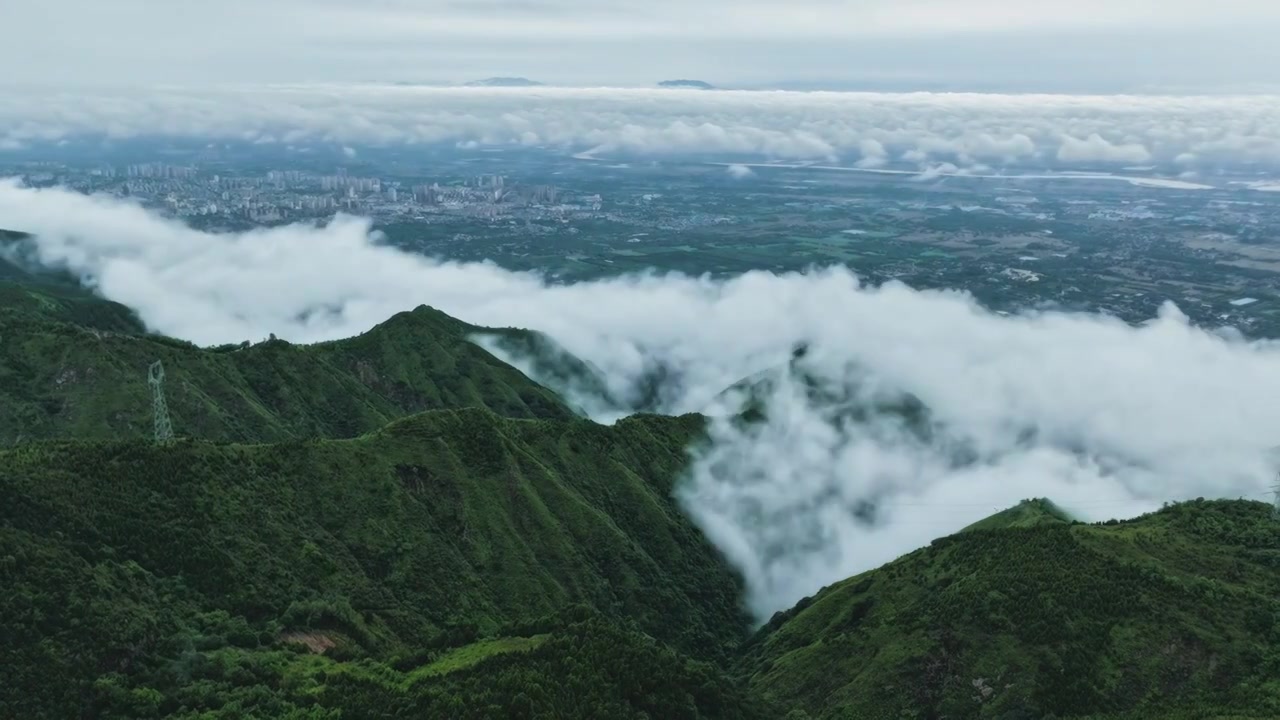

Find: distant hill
[464,77,544,87]
[658,79,715,89]
[739,498,1280,719]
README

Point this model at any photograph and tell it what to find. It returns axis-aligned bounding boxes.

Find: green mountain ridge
[740,499,1280,719]
[0,230,581,443]
[959,497,1074,533]
[0,229,147,334]
[0,303,576,444]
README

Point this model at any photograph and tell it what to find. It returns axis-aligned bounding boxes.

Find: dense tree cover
[740,499,1280,719]
[0,236,146,334]
[312,616,766,720]
[0,408,749,717]
[0,303,577,445]
[74,609,765,719]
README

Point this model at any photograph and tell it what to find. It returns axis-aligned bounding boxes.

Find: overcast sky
[4,0,1278,91]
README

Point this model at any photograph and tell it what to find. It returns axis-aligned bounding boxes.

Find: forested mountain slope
[739,499,1280,719]
[0,229,147,334]
[0,304,576,444]
[273,613,766,720]
[0,408,750,717]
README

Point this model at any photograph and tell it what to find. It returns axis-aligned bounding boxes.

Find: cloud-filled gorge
[4,87,1280,175]
[3,179,1278,619]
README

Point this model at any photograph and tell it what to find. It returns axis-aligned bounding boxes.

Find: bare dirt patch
[280,631,337,654]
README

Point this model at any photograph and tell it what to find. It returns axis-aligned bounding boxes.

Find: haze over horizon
[4,0,1280,92]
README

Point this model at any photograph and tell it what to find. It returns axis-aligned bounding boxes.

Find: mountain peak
[464,77,543,87]
[960,497,1073,533]
[658,79,715,89]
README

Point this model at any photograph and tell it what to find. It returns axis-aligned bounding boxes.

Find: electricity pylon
[148,361,174,443]
[1270,470,1280,520]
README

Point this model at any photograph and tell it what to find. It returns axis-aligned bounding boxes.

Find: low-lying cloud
[3,86,1280,172]
[3,179,1278,619]
[1057,133,1153,165]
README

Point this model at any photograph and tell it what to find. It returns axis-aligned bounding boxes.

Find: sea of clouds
[3,86,1280,174]
[2,179,1278,618]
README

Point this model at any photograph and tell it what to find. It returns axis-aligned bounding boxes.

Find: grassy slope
[410,634,551,678]
[739,499,1280,719]
[0,408,748,718]
[0,304,576,444]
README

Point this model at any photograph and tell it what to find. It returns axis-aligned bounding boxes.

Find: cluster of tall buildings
[511,185,561,205]
[291,196,339,212]
[411,183,453,204]
[266,170,305,184]
[319,173,381,193]
[126,163,196,180]
[26,160,595,227]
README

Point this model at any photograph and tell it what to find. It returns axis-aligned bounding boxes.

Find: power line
[148,360,174,443]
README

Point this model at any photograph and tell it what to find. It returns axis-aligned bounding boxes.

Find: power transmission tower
[1271,470,1280,520]
[148,360,174,443]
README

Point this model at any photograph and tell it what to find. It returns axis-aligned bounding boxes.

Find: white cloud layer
[3,86,1280,171]
[1057,133,1153,165]
[2,180,1278,618]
